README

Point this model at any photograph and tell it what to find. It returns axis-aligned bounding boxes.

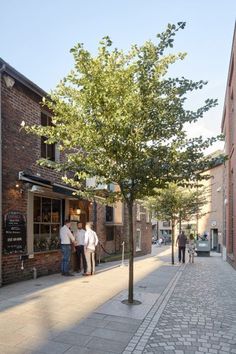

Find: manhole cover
[138,285,147,289]
[34,284,42,286]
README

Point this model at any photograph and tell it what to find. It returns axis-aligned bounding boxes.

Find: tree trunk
[179,215,182,234]
[127,201,134,303]
[171,220,175,265]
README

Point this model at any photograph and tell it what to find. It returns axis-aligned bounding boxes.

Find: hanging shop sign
[3,211,27,254]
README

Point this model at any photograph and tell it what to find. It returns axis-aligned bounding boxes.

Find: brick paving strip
[122,264,185,354]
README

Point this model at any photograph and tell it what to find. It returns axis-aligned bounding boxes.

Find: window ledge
[34,249,60,255]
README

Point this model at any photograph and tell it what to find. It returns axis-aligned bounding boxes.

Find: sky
[1,0,236,151]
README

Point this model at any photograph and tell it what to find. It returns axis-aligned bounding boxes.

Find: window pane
[41,137,47,158]
[34,224,41,252]
[52,199,61,223]
[41,113,48,126]
[34,196,41,222]
[42,198,51,222]
[40,224,50,251]
[49,224,60,250]
[106,206,113,222]
[47,143,55,161]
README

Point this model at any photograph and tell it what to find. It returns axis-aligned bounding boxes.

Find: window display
[33,196,61,252]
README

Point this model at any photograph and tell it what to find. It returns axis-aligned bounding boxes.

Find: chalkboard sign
[3,211,27,254]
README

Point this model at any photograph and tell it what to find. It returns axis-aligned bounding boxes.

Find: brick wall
[2,251,61,284]
[222,28,236,268]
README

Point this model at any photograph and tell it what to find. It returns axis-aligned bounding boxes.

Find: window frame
[41,112,56,161]
[136,228,141,251]
[33,195,62,253]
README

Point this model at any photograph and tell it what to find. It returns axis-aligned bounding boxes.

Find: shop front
[2,172,92,284]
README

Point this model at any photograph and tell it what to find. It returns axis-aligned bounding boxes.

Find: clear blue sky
[1,0,236,145]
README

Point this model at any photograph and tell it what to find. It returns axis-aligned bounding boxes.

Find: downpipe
[0,64,6,287]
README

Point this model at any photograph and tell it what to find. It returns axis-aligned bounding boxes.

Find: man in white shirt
[75,222,87,274]
[84,222,98,276]
[60,219,75,276]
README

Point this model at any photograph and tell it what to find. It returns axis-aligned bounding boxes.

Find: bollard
[33,267,37,279]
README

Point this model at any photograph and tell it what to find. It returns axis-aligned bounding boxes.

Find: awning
[19,171,81,198]
[52,183,81,198]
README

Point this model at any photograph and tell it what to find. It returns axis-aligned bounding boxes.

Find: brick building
[0,58,152,285]
[221,24,236,268]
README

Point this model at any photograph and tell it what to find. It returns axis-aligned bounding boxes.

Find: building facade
[0,59,152,285]
[197,162,224,252]
[221,24,236,268]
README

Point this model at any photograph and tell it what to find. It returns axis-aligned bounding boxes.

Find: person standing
[84,222,98,276]
[188,233,196,263]
[60,219,75,276]
[75,222,87,274]
[176,230,187,264]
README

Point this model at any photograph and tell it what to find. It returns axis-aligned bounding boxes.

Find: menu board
[3,211,26,254]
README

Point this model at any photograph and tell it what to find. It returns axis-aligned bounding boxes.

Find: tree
[24,22,221,303]
[144,183,207,264]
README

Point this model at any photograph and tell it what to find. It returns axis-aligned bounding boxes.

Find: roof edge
[0,58,48,98]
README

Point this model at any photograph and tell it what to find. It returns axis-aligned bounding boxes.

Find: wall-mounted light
[3,74,15,89]
[15,182,24,195]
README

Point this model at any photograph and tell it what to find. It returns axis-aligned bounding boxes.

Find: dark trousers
[76,245,87,272]
[178,246,186,263]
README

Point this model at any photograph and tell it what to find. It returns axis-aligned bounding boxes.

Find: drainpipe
[0,64,6,287]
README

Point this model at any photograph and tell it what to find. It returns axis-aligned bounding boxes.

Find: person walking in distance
[60,219,75,276]
[84,222,98,276]
[75,222,87,274]
[176,230,187,264]
[188,233,196,263]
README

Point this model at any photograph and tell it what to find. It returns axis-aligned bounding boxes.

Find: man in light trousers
[84,222,98,276]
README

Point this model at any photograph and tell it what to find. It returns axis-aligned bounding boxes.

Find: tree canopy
[24,22,220,205]
[23,22,221,302]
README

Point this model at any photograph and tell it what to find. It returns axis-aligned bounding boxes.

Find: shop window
[136,229,141,251]
[106,226,114,241]
[106,206,114,222]
[33,196,61,252]
[41,112,55,161]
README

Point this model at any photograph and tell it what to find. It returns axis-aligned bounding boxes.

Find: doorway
[210,229,218,251]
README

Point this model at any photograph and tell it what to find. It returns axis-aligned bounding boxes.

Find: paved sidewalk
[0,245,177,354]
[0,248,236,354]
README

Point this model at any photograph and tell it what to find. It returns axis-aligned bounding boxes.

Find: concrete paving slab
[95,290,159,320]
[91,327,133,343]
[104,320,140,333]
[65,346,114,354]
[16,338,72,354]
[104,314,142,325]
[53,331,91,346]
[86,336,127,353]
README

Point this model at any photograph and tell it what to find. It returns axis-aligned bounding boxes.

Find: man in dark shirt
[176,230,187,263]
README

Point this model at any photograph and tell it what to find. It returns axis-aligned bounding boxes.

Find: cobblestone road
[142,255,236,354]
